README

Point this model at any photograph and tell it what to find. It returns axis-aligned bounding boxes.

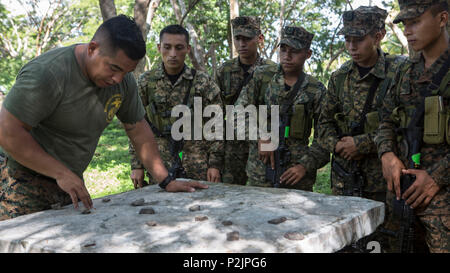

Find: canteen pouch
[364,111,379,134]
[423,96,445,144]
[290,104,306,140]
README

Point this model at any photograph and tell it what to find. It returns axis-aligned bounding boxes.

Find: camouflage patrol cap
[279,26,314,50]
[338,6,388,37]
[231,16,261,38]
[393,0,448,24]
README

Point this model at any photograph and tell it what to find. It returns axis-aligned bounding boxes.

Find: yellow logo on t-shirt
[104,94,122,123]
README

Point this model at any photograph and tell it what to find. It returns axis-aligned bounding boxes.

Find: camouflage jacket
[129,63,224,171]
[375,45,450,189]
[215,55,276,106]
[318,50,407,192]
[235,64,329,175]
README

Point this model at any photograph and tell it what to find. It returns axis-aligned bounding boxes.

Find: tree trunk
[99,0,117,21]
[229,0,239,58]
[134,0,151,38]
[276,0,285,62]
[170,0,205,71]
[133,0,159,79]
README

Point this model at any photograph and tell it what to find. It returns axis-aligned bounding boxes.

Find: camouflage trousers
[384,188,450,253]
[222,140,249,185]
[182,141,209,181]
[0,158,71,221]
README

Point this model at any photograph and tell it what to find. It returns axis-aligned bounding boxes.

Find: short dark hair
[429,2,448,16]
[92,14,146,60]
[159,24,190,44]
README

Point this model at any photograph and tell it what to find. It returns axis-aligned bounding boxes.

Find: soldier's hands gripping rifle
[331,119,366,197]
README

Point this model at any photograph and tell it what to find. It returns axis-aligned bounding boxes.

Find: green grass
[84,118,135,199]
[84,118,332,198]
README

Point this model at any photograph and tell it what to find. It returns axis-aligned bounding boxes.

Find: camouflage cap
[231,16,261,38]
[393,0,448,24]
[279,26,314,50]
[338,6,388,37]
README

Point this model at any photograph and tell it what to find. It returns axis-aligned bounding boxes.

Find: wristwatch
[159,172,175,190]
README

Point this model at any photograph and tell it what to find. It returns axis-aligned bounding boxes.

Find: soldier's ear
[186,44,191,53]
[438,10,448,27]
[258,34,264,43]
[374,30,385,45]
[157,44,161,53]
[306,49,312,59]
[87,41,100,57]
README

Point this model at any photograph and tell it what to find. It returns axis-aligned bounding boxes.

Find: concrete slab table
[0,181,384,253]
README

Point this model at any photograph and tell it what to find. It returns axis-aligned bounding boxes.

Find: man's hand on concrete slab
[165,179,209,192]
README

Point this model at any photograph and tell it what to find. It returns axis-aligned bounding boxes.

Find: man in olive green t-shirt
[0,15,207,221]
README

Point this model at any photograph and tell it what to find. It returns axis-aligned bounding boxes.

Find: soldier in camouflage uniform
[375,0,449,253]
[235,26,329,190]
[317,6,408,252]
[129,25,224,186]
[215,16,276,185]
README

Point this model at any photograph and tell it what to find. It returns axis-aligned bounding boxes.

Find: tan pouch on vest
[364,111,379,134]
[290,104,306,140]
[446,108,450,145]
[424,96,445,144]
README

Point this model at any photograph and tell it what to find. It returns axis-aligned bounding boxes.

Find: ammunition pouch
[290,104,311,141]
[364,111,380,134]
[335,111,380,138]
[334,113,365,137]
[392,97,448,145]
[423,96,446,144]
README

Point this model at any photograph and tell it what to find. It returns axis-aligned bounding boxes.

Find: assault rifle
[265,113,291,188]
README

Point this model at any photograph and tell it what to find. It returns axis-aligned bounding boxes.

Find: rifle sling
[230,70,255,105]
[280,72,306,116]
[352,76,382,134]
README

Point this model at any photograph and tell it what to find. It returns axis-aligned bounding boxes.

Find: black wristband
[159,173,175,190]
